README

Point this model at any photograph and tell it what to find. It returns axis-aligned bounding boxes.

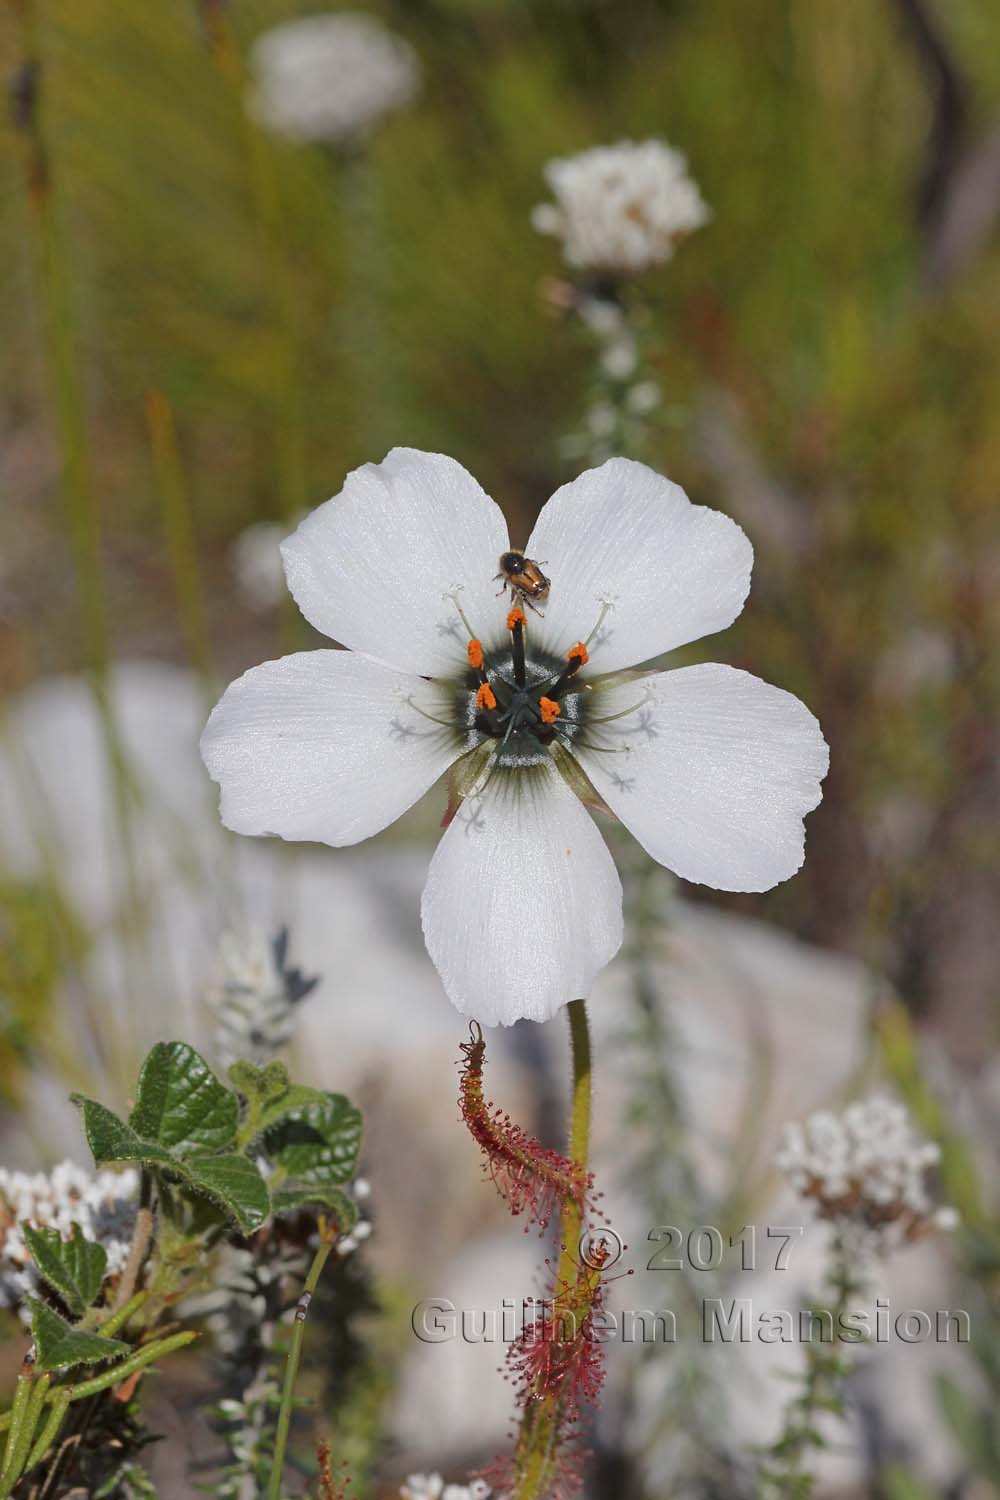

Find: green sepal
[22,1224,107,1317]
[27,1297,128,1373]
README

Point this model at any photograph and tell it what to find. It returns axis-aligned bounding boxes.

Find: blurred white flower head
[532,139,710,275]
[776,1096,958,1254]
[206,926,319,1069]
[201,448,827,1026]
[231,520,292,613]
[249,12,421,146]
[400,1477,492,1500]
[0,1161,138,1314]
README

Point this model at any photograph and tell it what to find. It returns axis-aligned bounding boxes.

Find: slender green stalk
[202,16,308,653]
[512,998,592,1500]
[267,1223,340,1500]
[13,0,147,1076]
[24,1388,69,1472]
[0,1372,35,1490]
[145,390,216,700]
[97,1290,149,1340]
[0,1330,198,1439]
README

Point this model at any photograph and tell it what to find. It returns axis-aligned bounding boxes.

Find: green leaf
[22,1224,107,1317]
[28,1298,128,1373]
[72,1094,269,1234]
[265,1092,362,1186]
[270,1184,358,1232]
[183,1154,270,1234]
[130,1042,238,1155]
[71,1096,175,1170]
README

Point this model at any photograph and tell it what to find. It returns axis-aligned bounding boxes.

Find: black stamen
[510,616,526,689]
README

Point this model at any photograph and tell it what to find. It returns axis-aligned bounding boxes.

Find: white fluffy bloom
[776,1096,958,1252]
[400,1478,492,1500]
[532,139,710,274]
[206,926,319,1069]
[249,13,420,145]
[0,1161,138,1312]
[201,449,827,1026]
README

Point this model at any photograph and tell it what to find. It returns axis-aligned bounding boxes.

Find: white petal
[526,458,752,672]
[281,448,510,675]
[201,650,460,846]
[420,763,623,1025]
[575,664,828,891]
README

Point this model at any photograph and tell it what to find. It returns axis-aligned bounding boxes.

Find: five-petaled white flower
[532,139,710,275]
[201,450,828,1026]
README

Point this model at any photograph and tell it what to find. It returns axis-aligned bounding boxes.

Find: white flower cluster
[206,926,319,1070]
[0,1160,138,1313]
[532,139,709,275]
[400,1476,492,1500]
[249,12,421,146]
[776,1097,959,1252]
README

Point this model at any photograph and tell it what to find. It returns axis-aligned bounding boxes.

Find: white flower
[776,1096,958,1253]
[249,12,420,146]
[201,449,827,1026]
[532,139,710,275]
[0,1161,138,1314]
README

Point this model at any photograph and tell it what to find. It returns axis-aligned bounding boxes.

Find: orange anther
[467,639,484,670]
[568,642,589,666]
[475,683,497,711]
[506,607,526,632]
[539,697,561,724]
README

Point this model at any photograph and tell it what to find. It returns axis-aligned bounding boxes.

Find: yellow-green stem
[145,390,216,702]
[512,998,592,1500]
[268,1222,339,1500]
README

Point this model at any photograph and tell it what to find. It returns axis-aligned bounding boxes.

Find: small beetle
[495,550,550,612]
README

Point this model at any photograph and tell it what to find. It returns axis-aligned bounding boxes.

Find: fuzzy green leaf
[265,1093,362,1186]
[22,1224,107,1317]
[130,1042,238,1155]
[71,1096,175,1170]
[28,1298,128,1373]
[183,1154,270,1233]
[270,1184,358,1232]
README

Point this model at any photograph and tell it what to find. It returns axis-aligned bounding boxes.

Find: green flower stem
[203,17,308,654]
[0,1372,37,1493]
[0,1329,198,1440]
[98,1290,149,1339]
[145,390,216,703]
[268,1221,340,1500]
[24,1389,70,1473]
[23,1380,70,1476]
[13,0,147,1076]
[761,1237,862,1496]
[512,998,592,1500]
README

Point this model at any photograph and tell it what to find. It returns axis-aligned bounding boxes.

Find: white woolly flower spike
[201,449,828,1026]
[206,926,319,1071]
[0,1161,139,1315]
[532,139,710,275]
[776,1096,958,1254]
[249,12,420,146]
